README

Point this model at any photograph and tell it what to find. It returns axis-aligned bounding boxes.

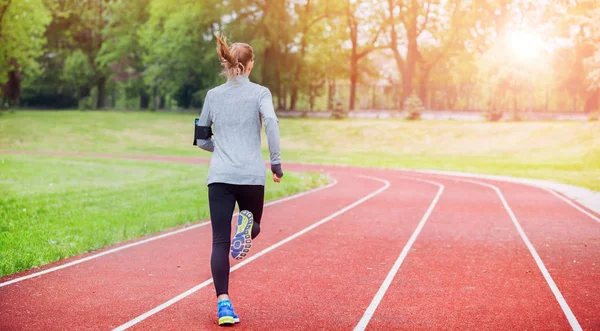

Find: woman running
[196,34,284,326]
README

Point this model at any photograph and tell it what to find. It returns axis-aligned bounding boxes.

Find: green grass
[1,110,598,190]
[0,154,329,277]
[1,110,597,275]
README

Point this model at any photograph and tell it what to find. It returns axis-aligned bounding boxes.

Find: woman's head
[215,34,254,79]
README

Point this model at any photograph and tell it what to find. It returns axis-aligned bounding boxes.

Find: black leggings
[208,183,264,297]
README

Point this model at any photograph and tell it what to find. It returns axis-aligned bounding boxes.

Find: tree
[61,50,94,105]
[139,0,223,109]
[5,0,599,114]
[306,14,348,111]
[578,7,600,112]
[288,0,329,110]
[544,1,599,112]
[97,0,152,109]
[415,0,473,104]
[1,58,20,106]
[386,0,469,108]
[426,51,477,110]
[39,0,115,109]
[346,0,386,110]
[0,0,51,87]
[587,11,600,97]
[404,92,423,119]
[475,28,552,116]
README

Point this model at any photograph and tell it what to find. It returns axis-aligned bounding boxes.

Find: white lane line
[543,189,600,224]
[410,168,600,223]
[0,180,338,288]
[113,175,391,331]
[354,177,444,331]
[454,178,582,331]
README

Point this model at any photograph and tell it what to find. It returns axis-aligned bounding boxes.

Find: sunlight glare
[509,31,544,61]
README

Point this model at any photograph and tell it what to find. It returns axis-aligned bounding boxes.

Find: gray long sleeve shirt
[196,75,281,186]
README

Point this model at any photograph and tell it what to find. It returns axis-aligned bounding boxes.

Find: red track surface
[1,153,598,331]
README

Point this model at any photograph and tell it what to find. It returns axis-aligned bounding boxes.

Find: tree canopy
[1,0,599,112]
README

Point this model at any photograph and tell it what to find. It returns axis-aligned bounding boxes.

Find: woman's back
[198,75,280,186]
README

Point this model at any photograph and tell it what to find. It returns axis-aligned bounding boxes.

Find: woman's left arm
[259,88,283,179]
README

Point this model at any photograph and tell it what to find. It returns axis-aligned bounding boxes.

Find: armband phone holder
[193,118,213,145]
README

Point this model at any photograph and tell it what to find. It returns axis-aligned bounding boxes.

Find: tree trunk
[0,0,12,38]
[584,89,599,113]
[466,88,471,111]
[447,87,457,110]
[96,76,106,109]
[418,69,430,106]
[274,51,285,110]
[309,85,315,111]
[111,84,116,108]
[402,33,418,107]
[289,33,308,110]
[280,85,287,110]
[93,0,106,110]
[290,90,298,110]
[152,86,159,110]
[529,87,533,112]
[289,64,299,110]
[372,85,376,109]
[290,0,324,111]
[78,87,86,107]
[2,58,20,104]
[261,46,272,87]
[349,54,358,110]
[545,85,549,112]
[182,86,191,109]
[327,80,335,110]
[388,0,407,109]
[140,91,150,109]
[388,0,421,109]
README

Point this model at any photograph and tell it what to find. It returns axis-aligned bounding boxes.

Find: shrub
[588,111,599,121]
[484,107,503,122]
[331,99,346,120]
[509,109,522,121]
[404,93,423,120]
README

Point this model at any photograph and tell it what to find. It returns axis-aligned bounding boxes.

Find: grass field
[1,110,599,190]
[0,154,329,276]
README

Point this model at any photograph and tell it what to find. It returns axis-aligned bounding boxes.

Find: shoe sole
[231,210,253,260]
[218,316,235,326]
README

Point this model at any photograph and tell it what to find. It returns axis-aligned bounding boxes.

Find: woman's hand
[271,164,283,183]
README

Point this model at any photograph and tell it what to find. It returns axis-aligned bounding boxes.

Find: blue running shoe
[231,304,240,323]
[231,210,253,260]
[217,299,235,326]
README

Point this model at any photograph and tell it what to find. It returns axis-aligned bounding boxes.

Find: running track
[1,152,599,331]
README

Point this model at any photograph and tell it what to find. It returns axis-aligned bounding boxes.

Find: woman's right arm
[197,92,214,152]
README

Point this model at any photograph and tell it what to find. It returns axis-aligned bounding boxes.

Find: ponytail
[215,34,254,80]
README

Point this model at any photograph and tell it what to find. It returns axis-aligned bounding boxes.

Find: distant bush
[509,109,523,121]
[588,111,599,121]
[331,99,346,119]
[79,96,94,110]
[404,93,423,120]
[484,108,503,122]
